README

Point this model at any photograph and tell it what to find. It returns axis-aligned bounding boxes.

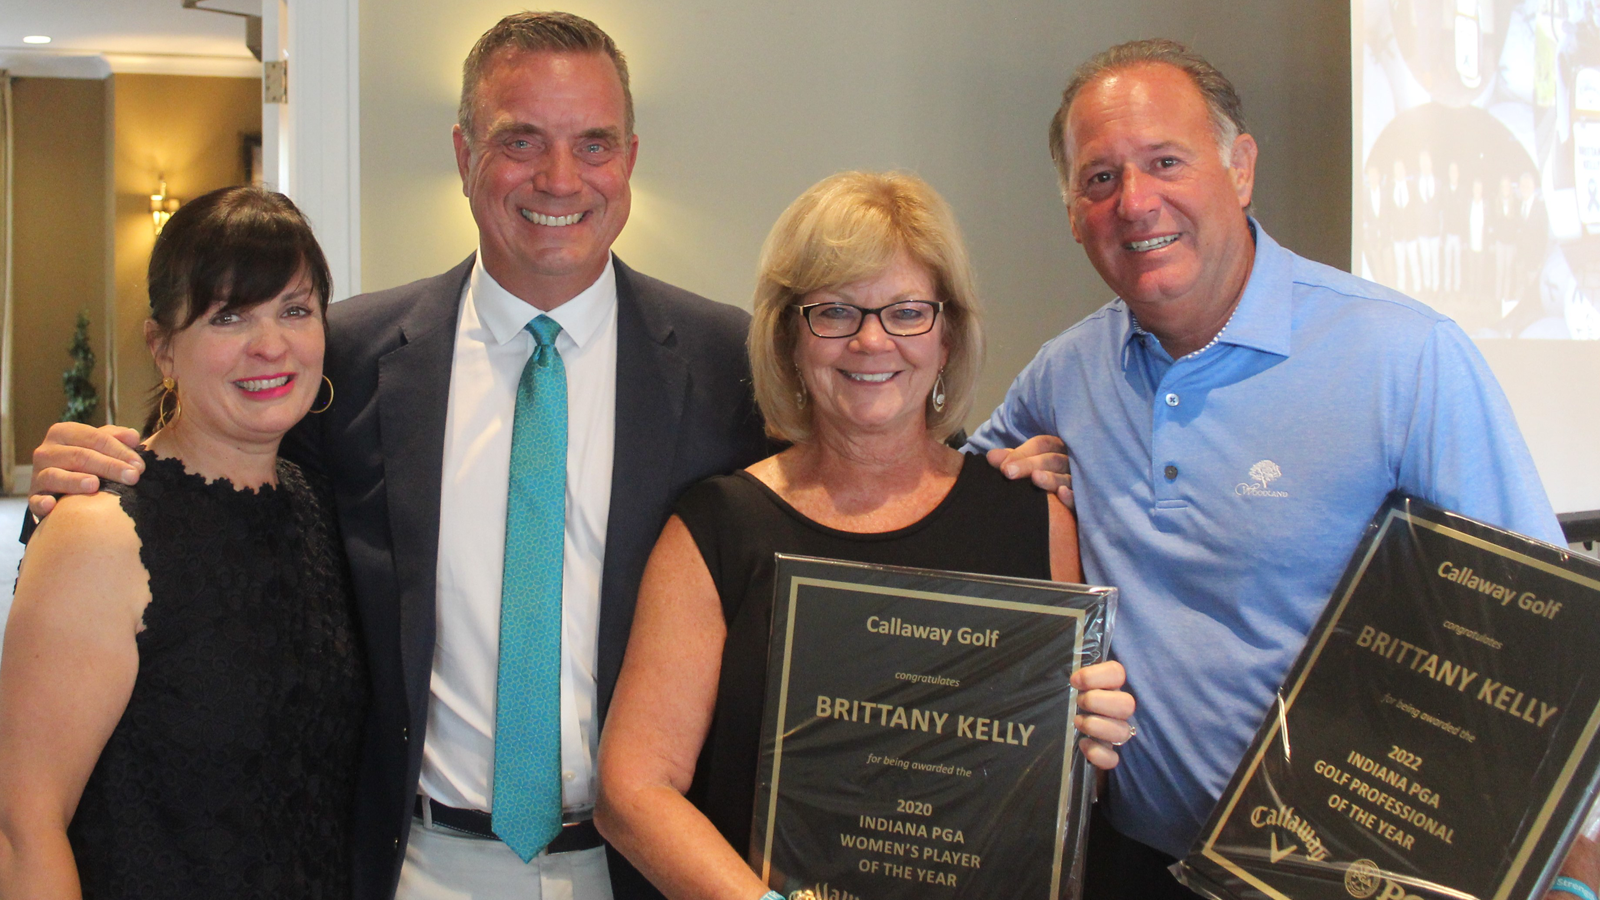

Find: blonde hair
[750,171,983,443]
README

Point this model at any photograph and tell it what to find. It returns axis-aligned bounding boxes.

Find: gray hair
[1048,39,1246,195]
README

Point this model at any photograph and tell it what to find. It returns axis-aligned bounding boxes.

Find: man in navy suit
[27,12,765,900]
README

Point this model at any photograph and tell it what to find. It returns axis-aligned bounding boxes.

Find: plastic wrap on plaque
[750,554,1116,900]
[1175,493,1600,900]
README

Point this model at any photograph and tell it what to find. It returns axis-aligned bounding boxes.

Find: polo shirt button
[1164,465,1179,480]
[563,770,576,781]
[1165,393,1180,407]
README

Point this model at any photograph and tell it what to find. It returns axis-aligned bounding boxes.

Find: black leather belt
[413,797,603,853]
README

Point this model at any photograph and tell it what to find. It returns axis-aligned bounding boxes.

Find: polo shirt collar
[470,252,618,350]
[1214,220,1293,358]
[1120,218,1293,360]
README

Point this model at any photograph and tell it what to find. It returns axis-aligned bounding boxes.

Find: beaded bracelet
[1555,875,1599,900]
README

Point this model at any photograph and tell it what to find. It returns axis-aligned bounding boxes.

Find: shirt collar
[1217,220,1292,358]
[469,252,618,349]
[1120,218,1293,360]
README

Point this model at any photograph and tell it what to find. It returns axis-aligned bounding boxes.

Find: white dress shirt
[418,255,618,815]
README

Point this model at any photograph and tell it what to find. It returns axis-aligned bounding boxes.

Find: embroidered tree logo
[1249,459,1282,487]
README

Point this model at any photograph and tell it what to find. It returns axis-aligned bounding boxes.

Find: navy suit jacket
[282,255,769,900]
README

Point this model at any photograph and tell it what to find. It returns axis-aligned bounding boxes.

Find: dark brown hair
[143,185,331,435]
[458,11,633,141]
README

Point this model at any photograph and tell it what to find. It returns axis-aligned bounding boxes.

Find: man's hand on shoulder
[29,423,144,519]
[985,434,1074,509]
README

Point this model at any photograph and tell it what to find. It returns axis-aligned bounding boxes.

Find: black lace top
[67,450,367,899]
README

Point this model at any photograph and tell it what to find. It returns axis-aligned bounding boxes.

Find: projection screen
[1355,0,1600,515]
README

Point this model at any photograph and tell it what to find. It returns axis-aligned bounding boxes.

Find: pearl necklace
[1130,303,1239,359]
[1187,306,1237,357]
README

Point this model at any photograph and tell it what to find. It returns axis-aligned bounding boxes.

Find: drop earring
[155,377,181,430]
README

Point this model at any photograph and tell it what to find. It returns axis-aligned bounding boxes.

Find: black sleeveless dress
[672,452,1052,850]
[67,450,368,900]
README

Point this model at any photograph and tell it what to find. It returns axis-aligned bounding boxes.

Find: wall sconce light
[151,178,181,235]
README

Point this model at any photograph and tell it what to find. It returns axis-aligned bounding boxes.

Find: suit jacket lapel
[597,257,688,717]
[379,256,472,713]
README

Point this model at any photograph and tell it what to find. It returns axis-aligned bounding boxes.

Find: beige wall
[360,0,1350,427]
[109,74,261,428]
[11,77,109,468]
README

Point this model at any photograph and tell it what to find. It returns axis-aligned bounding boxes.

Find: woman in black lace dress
[0,186,367,899]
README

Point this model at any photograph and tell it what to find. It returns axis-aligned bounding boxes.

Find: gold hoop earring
[309,375,334,414]
[155,377,181,430]
[931,369,947,413]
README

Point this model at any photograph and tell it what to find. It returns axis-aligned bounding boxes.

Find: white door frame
[262,0,360,301]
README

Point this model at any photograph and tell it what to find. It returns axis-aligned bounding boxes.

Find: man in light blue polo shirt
[969,39,1568,898]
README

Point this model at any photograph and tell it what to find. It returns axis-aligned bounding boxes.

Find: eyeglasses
[795,300,944,338]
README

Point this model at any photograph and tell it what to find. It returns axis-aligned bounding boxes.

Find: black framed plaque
[1178,494,1600,900]
[751,554,1116,900]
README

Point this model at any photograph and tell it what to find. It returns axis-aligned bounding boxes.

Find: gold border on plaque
[1197,507,1600,900]
[757,574,1103,899]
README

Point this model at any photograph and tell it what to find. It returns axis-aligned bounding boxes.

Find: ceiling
[0,0,259,77]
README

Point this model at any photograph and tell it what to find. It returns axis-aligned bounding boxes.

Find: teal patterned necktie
[492,315,566,862]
